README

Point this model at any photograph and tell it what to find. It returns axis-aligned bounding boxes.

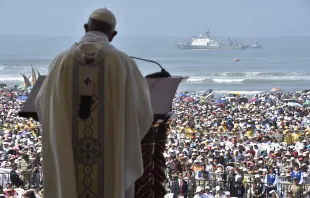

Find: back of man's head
[84,8,117,41]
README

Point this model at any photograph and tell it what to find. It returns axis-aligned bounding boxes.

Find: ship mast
[206,29,210,38]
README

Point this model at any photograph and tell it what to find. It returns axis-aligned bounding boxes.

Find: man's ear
[84,24,89,33]
[109,31,117,42]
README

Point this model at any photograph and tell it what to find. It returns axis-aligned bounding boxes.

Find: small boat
[250,42,263,48]
[234,58,240,62]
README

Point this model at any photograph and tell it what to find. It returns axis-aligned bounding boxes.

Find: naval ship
[175,30,248,50]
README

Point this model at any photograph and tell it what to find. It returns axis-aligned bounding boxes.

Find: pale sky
[0,0,309,37]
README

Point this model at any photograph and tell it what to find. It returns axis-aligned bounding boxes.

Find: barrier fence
[165,179,310,198]
[1,172,310,197]
[0,172,40,189]
[164,171,310,198]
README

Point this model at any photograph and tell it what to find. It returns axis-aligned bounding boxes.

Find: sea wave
[212,79,245,83]
[185,72,310,84]
[0,76,23,82]
[177,89,265,95]
[212,90,265,95]
[186,77,207,82]
[0,64,48,82]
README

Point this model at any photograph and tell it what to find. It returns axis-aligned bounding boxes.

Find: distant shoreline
[0,35,310,38]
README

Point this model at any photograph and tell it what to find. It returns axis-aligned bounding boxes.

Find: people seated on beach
[34,7,153,198]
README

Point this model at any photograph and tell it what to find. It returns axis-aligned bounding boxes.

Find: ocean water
[0,35,310,94]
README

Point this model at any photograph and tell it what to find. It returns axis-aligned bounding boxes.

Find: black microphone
[130,56,171,78]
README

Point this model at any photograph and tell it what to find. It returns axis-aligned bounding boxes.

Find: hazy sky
[0,0,310,37]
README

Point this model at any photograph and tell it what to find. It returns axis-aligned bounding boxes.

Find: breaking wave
[185,72,310,84]
[0,76,23,82]
[212,79,245,83]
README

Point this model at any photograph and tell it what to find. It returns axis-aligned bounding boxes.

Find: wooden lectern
[18,76,182,198]
[135,77,182,198]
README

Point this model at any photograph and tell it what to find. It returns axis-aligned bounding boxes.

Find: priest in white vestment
[35,8,153,198]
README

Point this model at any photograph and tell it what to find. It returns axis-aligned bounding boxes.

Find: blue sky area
[0,0,310,37]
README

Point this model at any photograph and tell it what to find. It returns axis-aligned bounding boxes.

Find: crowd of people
[4,83,310,198]
[165,91,310,198]
[0,87,43,198]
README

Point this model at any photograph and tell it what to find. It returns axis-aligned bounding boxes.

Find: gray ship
[175,30,248,50]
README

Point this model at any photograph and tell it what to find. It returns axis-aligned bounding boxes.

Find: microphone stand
[130,56,171,78]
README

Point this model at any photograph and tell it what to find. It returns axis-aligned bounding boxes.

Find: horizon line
[0,34,310,38]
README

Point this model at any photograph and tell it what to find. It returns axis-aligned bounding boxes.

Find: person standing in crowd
[31,167,41,187]
[3,183,19,197]
[285,190,294,198]
[10,166,23,187]
[214,187,225,198]
[204,186,214,198]
[193,186,207,198]
[18,154,31,188]
[227,168,236,191]
[247,174,265,198]
[269,190,280,198]
[224,191,230,198]
[191,160,203,179]
[290,177,302,198]
[172,173,188,198]
[290,165,303,185]
[183,172,195,194]
[304,191,310,198]
[229,175,245,198]
[23,190,36,198]
[264,168,278,194]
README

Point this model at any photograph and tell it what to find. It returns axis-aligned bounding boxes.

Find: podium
[18,75,182,198]
[135,77,182,198]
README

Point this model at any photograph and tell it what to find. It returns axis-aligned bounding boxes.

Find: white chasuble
[35,31,154,198]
